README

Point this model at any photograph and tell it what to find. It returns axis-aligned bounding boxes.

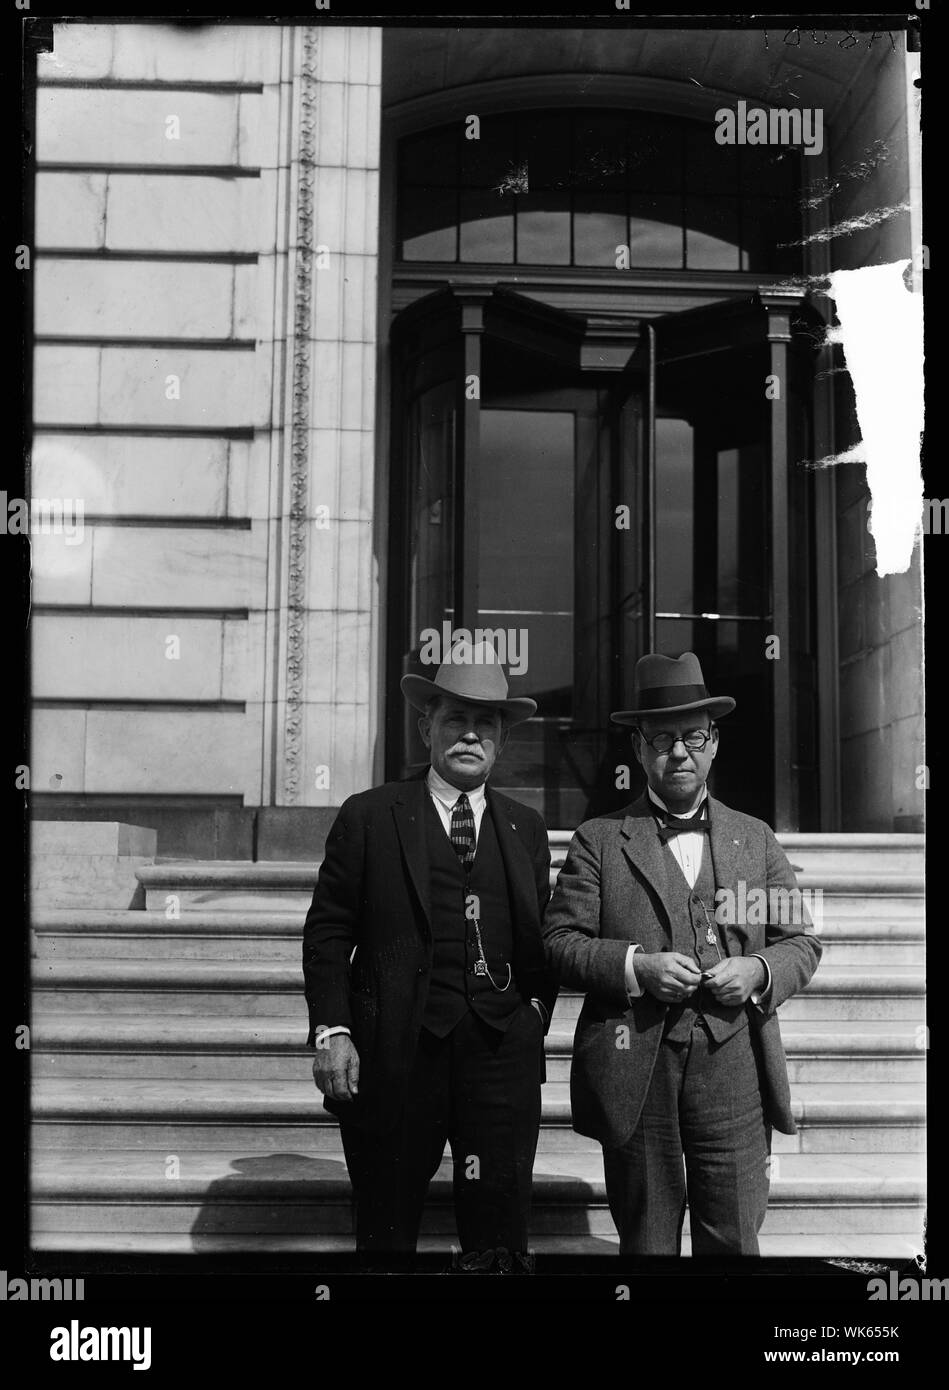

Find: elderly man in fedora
[303,640,558,1269]
[542,652,822,1256]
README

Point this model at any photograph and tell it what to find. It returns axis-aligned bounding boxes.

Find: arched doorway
[385,107,822,828]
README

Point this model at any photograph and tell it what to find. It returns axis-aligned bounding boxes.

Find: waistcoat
[660,831,749,1045]
[421,793,520,1037]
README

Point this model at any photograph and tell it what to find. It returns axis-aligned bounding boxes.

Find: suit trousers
[339,1002,544,1256]
[602,1017,771,1256]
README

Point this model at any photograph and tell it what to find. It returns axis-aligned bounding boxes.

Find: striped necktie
[450,793,477,871]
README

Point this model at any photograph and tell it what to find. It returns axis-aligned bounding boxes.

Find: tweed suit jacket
[541,792,822,1147]
[302,774,559,1134]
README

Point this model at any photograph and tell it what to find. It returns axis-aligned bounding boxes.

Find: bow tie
[655,806,710,842]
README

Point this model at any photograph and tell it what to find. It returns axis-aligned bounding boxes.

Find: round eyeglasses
[637,729,714,754]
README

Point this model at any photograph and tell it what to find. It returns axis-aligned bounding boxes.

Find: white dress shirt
[623,786,771,1005]
[426,765,487,842]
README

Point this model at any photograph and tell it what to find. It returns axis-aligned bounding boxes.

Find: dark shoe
[450,1246,497,1273]
[450,1246,535,1274]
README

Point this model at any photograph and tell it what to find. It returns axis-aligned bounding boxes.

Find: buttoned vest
[660,833,749,1045]
[421,794,520,1037]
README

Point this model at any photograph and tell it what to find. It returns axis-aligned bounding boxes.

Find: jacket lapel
[707,794,747,956]
[392,777,432,936]
[619,794,680,940]
[486,787,539,929]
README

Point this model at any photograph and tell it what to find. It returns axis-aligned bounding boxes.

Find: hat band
[636,683,709,709]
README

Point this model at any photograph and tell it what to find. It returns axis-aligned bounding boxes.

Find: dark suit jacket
[302,774,558,1134]
[541,792,822,1147]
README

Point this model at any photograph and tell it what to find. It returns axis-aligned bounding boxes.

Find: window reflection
[459,191,515,263]
[574,193,626,266]
[628,195,683,267]
[517,193,571,264]
[685,198,740,270]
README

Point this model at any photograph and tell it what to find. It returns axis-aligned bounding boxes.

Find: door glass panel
[408,380,455,649]
[655,617,772,822]
[401,378,457,773]
[717,443,767,613]
[478,408,574,716]
[655,417,695,613]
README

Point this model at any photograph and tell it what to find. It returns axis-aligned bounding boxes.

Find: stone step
[548,969,926,1023]
[32,935,925,968]
[30,1016,928,1086]
[31,1149,924,1200]
[29,909,924,964]
[29,1119,601,1154]
[30,1203,925,1239]
[31,1078,924,1153]
[28,1230,926,1259]
[33,1048,926,1087]
[33,1115,926,1155]
[29,1150,925,1239]
[30,964,926,1023]
[136,859,923,913]
[773,834,923,878]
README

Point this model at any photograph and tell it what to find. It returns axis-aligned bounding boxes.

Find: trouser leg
[339,1028,449,1254]
[601,1039,689,1255]
[679,1022,770,1256]
[448,1005,543,1254]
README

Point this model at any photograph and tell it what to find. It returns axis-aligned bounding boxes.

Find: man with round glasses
[542,652,822,1256]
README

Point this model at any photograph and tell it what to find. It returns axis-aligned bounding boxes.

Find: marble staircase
[30,834,925,1257]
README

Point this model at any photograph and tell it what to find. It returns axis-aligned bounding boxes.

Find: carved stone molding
[283,25,319,804]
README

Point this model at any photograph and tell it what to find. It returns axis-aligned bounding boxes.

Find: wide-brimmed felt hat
[610,651,736,725]
[400,640,537,724]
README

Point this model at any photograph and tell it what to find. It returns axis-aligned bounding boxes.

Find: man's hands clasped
[633,951,702,1003]
[633,952,766,1006]
[701,956,767,1005]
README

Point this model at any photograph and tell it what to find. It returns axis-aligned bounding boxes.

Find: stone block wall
[31,22,382,856]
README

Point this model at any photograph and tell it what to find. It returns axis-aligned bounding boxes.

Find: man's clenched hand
[701,957,766,1005]
[312,1034,360,1102]
[633,952,702,1003]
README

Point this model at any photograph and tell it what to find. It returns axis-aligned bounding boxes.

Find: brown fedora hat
[400,639,537,724]
[610,651,736,725]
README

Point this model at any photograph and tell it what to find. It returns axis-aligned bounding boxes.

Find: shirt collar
[427,765,487,815]
[647,786,708,819]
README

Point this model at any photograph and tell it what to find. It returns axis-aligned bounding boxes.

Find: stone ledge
[30,821,156,910]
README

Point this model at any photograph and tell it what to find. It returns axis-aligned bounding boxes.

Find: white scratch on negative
[783,202,910,248]
[821,261,923,577]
